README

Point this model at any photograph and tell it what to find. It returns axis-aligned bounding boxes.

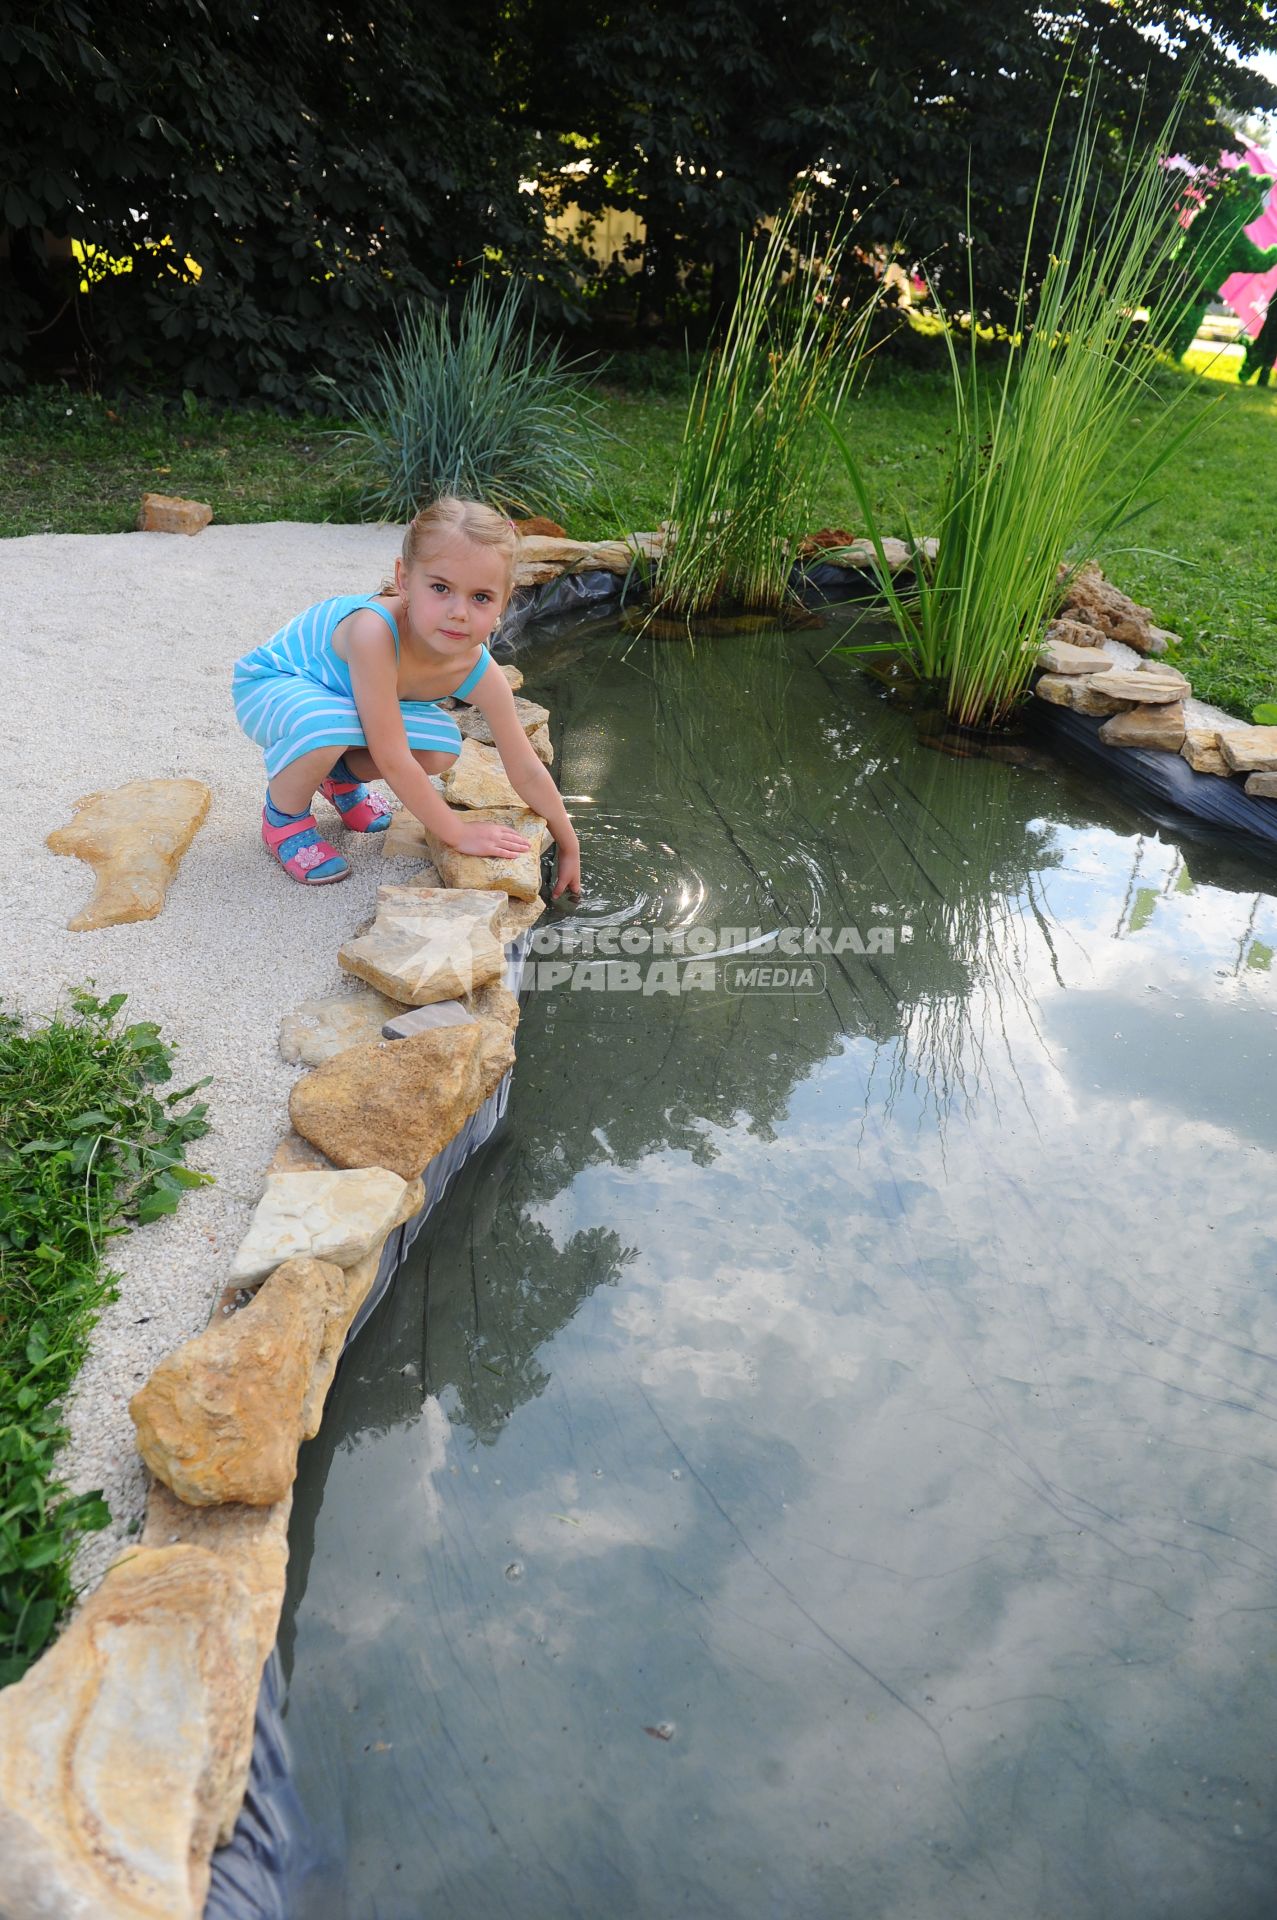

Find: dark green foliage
[0,990,212,1685]
[2,0,548,402]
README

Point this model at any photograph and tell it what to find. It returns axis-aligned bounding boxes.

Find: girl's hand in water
[552,843,582,900]
[451,821,532,859]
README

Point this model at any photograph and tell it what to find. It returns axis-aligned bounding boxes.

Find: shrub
[326,280,605,523]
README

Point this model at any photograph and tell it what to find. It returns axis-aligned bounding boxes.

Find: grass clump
[326,279,604,522]
[0,990,212,1686]
[656,202,873,621]
[826,75,1204,728]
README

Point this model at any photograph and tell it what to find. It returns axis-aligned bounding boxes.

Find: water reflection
[273,619,1277,1920]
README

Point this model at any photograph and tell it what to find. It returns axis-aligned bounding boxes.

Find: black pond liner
[206,559,1274,1916]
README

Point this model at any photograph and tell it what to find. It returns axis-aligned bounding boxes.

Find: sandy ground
[0,521,424,1592]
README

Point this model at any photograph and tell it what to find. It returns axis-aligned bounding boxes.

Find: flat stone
[1098,702,1187,751]
[1245,771,1277,798]
[514,535,638,575]
[278,989,404,1065]
[1134,660,1190,690]
[381,811,444,867]
[454,694,550,747]
[297,1176,422,1436]
[1219,726,1277,774]
[529,723,553,766]
[142,1484,293,1678]
[1033,673,1131,717]
[339,885,508,1004]
[289,1026,516,1181]
[419,806,550,902]
[495,892,546,940]
[514,559,564,586]
[1181,728,1232,776]
[499,662,524,692]
[1039,639,1116,675]
[47,778,210,930]
[130,1256,343,1505]
[0,1545,259,1919]
[229,1167,411,1283]
[1091,670,1184,705]
[441,738,525,810]
[1043,617,1108,649]
[138,492,213,535]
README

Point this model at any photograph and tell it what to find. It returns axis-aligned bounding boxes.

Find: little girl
[231,496,581,898]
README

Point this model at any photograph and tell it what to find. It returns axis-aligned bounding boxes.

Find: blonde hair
[380,495,519,600]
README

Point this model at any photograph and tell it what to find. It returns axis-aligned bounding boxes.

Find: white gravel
[0,521,417,1594]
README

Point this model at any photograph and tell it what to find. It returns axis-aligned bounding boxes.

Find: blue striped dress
[231,594,492,779]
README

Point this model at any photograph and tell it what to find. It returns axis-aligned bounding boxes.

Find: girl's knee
[412,749,457,775]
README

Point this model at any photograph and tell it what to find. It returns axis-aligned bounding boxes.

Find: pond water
[275,618,1277,1919]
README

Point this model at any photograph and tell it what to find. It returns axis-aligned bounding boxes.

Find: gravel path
[0,522,417,1593]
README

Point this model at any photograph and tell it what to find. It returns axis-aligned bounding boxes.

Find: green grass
[0,990,212,1686]
[1,350,1273,719]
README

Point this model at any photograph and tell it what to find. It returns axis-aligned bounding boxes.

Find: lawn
[1,345,1273,720]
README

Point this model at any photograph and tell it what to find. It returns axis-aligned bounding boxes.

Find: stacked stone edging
[0,663,554,1920]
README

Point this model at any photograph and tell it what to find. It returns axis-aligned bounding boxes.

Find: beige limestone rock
[454,694,550,747]
[278,989,405,1065]
[420,806,549,901]
[499,662,524,692]
[1098,702,1187,751]
[381,810,443,868]
[441,738,525,810]
[529,723,553,766]
[514,560,565,586]
[466,979,521,1029]
[1039,639,1116,676]
[1219,726,1277,774]
[1245,770,1277,798]
[1043,617,1108,649]
[138,492,213,535]
[297,1175,422,1436]
[1181,729,1232,776]
[515,535,638,575]
[339,885,508,1004]
[130,1257,343,1505]
[383,1000,476,1038]
[47,778,211,930]
[142,1484,293,1676]
[0,1545,259,1919]
[1033,673,1130,717]
[228,1167,410,1283]
[1134,660,1190,690]
[1146,625,1180,654]
[1090,670,1184,705]
[289,1026,516,1180]
[495,892,546,941]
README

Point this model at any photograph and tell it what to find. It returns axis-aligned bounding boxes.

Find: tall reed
[824,72,1203,728]
[657,203,872,621]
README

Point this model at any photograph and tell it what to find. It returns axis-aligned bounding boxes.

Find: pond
[272,616,1277,1919]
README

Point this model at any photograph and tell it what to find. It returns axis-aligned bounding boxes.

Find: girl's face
[396,534,509,659]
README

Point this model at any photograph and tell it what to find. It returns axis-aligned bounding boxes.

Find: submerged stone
[46,777,211,930]
[340,884,509,1003]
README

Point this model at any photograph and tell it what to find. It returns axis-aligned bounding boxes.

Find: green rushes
[326,279,604,522]
[824,71,1206,728]
[656,202,873,621]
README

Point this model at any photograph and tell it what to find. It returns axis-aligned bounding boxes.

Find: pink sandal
[318,760,393,833]
[261,808,350,885]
